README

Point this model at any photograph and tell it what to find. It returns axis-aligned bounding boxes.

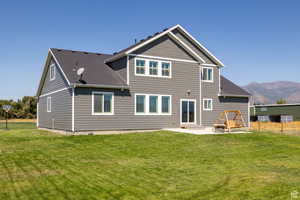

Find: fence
[251,121,300,133]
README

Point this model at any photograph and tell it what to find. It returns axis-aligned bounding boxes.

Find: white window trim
[134,93,172,115]
[180,99,197,125]
[202,67,213,83]
[134,57,172,78]
[203,98,213,111]
[91,91,114,115]
[47,97,51,112]
[50,64,56,81]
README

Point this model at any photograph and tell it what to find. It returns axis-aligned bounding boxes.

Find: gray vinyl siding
[201,67,249,126]
[41,59,69,95]
[133,35,197,61]
[172,29,217,65]
[74,52,200,131]
[38,88,72,131]
[108,57,127,83]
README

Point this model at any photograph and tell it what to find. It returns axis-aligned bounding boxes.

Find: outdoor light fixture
[187,89,191,96]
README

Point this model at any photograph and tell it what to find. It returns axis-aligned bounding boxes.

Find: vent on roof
[96,53,102,55]
[113,52,118,55]
[71,51,75,53]
[163,28,168,31]
[154,32,159,36]
[57,49,62,52]
[83,52,88,54]
[140,39,145,42]
[147,36,152,39]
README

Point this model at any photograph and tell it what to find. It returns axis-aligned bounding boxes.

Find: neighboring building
[36,24,251,132]
[251,104,300,122]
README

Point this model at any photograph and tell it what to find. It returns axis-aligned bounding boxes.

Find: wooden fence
[251,121,300,133]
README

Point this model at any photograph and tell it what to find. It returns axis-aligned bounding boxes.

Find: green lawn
[0,123,300,200]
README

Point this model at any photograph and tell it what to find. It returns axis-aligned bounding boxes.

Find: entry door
[181,99,196,124]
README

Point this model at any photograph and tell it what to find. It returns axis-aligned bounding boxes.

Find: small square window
[202,67,213,82]
[203,99,213,111]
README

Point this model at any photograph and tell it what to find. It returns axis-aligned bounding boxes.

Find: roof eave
[219,93,251,97]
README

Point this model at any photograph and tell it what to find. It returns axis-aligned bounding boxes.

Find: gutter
[218,93,251,98]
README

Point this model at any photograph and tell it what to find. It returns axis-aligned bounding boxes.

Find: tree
[276,98,287,104]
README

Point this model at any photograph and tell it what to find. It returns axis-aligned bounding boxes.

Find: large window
[134,58,171,78]
[203,98,213,111]
[135,94,171,115]
[136,95,146,113]
[92,92,114,115]
[47,97,51,112]
[135,59,146,75]
[202,67,213,82]
[50,64,56,81]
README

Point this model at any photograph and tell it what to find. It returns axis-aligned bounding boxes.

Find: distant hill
[243,81,300,104]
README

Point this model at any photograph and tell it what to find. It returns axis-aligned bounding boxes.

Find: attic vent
[147,36,152,39]
[140,39,145,42]
[154,32,159,36]
[113,52,118,55]
[83,52,88,54]
[96,53,102,55]
[71,51,75,53]
[163,28,168,31]
[57,49,62,52]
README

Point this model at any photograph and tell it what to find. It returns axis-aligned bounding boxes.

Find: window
[92,92,114,115]
[136,95,146,113]
[149,61,158,75]
[135,59,146,75]
[202,67,213,82]
[134,58,171,78]
[260,107,267,112]
[161,62,170,77]
[47,97,51,112]
[135,94,171,115]
[149,95,158,113]
[161,96,170,113]
[50,64,56,81]
[203,99,213,111]
[281,115,293,122]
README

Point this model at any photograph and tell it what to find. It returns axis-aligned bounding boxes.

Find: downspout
[199,64,202,126]
[72,85,75,132]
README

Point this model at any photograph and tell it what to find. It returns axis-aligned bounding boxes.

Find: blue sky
[0,0,299,100]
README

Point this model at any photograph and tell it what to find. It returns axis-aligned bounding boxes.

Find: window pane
[189,101,195,122]
[136,95,145,113]
[94,94,103,113]
[182,101,188,122]
[50,65,55,79]
[162,96,170,113]
[149,96,158,113]
[202,68,207,80]
[104,94,112,113]
[162,62,170,76]
[149,61,158,75]
[136,59,145,74]
[208,69,212,80]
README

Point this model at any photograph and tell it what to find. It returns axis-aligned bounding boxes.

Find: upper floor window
[135,59,146,75]
[161,62,170,77]
[202,67,213,82]
[47,97,51,112]
[50,64,56,81]
[92,92,114,115]
[149,61,158,75]
[203,98,213,111]
[134,58,171,78]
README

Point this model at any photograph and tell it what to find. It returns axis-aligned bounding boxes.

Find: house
[251,103,300,122]
[36,24,251,132]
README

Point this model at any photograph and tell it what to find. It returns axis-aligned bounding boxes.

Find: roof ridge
[50,48,112,56]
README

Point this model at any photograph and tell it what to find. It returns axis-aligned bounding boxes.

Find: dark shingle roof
[220,76,251,97]
[51,48,127,87]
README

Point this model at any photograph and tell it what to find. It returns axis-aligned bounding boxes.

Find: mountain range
[242,81,300,104]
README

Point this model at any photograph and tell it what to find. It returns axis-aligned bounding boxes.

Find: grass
[0,123,300,199]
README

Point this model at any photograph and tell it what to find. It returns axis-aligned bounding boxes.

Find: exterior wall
[133,35,196,61]
[40,59,69,95]
[172,29,217,65]
[74,46,201,131]
[38,58,72,130]
[108,57,128,83]
[38,88,72,131]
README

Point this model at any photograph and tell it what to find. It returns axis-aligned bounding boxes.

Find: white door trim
[180,99,197,125]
